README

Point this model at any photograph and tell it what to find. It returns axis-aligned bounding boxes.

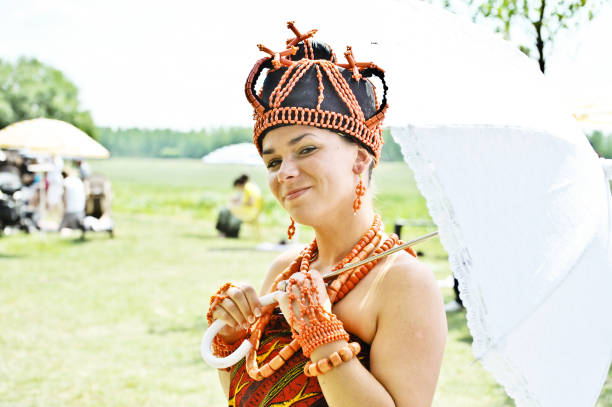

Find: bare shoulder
[259,245,304,295]
[376,250,438,298]
[372,250,445,322]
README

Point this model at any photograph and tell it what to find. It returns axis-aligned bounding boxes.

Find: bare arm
[311,256,447,406]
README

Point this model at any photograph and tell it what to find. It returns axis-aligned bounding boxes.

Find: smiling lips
[284,186,311,201]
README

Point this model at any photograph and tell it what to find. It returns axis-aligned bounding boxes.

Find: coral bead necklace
[244,214,416,380]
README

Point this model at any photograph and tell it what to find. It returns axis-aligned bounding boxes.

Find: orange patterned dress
[227,310,370,407]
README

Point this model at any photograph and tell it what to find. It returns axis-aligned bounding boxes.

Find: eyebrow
[262,133,315,155]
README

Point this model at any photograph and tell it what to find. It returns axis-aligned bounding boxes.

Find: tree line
[97,126,406,161]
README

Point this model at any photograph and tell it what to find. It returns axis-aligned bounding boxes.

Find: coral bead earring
[287,217,296,240]
[353,174,366,214]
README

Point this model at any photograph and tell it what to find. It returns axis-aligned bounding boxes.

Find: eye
[299,146,317,155]
[266,159,281,169]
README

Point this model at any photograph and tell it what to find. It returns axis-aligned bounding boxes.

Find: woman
[207,23,447,406]
[216,174,262,238]
[229,174,262,224]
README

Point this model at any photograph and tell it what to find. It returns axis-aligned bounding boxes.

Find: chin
[288,202,340,227]
[285,204,319,227]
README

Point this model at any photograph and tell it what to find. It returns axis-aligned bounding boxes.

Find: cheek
[267,173,281,200]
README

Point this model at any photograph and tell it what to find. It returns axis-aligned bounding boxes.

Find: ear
[352,146,373,175]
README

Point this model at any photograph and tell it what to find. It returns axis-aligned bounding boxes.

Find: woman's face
[261,125,361,225]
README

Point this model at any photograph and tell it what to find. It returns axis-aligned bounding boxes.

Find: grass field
[1,158,610,406]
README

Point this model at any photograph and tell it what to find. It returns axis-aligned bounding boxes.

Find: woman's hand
[209,284,262,344]
[274,271,331,332]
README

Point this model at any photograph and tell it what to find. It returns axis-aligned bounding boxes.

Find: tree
[436,0,605,73]
[0,57,97,139]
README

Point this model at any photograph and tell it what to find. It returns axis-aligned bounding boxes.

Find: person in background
[46,156,64,213]
[59,169,86,238]
[74,159,91,180]
[215,174,263,238]
[229,174,262,223]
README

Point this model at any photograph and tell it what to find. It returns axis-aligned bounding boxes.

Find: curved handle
[201,291,280,369]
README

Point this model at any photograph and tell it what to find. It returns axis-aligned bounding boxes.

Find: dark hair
[233,174,249,187]
[61,170,69,178]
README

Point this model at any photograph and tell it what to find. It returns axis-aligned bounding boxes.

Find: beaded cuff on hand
[206,282,238,325]
[297,313,349,358]
[212,334,243,358]
[286,273,349,358]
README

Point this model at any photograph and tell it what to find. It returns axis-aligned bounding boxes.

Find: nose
[277,156,299,182]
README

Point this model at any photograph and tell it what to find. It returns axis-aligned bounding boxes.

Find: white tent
[201,143,262,166]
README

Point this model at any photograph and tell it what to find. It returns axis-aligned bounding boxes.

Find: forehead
[261,125,339,152]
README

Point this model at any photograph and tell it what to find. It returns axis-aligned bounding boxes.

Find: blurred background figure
[215,174,262,239]
[59,169,86,238]
[0,150,40,235]
[74,159,91,180]
[46,156,64,215]
[83,173,114,237]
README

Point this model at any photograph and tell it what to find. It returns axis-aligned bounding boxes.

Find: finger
[212,306,240,328]
[219,297,247,328]
[240,285,262,318]
[291,271,307,283]
[274,291,292,324]
[289,272,312,303]
[228,287,255,324]
[276,280,288,293]
[308,269,324,285]
[309,271,332,311]
[286,276,309,320]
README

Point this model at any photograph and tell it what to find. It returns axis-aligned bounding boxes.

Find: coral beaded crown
[244,21,389,163]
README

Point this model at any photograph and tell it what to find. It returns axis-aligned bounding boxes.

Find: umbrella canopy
[201,142,263,166]
[0,118,109,159]
[602,158,612,180]
[378,3,612,407]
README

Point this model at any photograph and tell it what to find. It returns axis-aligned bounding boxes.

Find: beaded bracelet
[211,334,241,373]
[304,342,361,377]
[285,273,350,357]
[297,314,349,358]
[206,282,238,325]
[212,332,244,357]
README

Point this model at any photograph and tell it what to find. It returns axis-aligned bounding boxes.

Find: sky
[1,0,611,131]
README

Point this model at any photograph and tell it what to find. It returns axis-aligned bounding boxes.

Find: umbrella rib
[322,230,439,280]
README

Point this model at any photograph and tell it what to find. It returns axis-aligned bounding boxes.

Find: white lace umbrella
[205,1,612,404]
[379,3,612,407]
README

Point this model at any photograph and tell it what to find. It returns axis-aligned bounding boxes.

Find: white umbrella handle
[201,292,280,369]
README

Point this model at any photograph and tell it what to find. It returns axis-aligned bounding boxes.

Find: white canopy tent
[201,143,263,166]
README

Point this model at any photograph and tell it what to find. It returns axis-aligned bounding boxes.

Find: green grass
[0,158,610,406]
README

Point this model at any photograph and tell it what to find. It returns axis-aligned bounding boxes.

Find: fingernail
[248,315,255,324]
[254,308,262,317]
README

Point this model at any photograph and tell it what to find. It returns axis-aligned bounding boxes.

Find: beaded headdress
[245,22,388,163]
